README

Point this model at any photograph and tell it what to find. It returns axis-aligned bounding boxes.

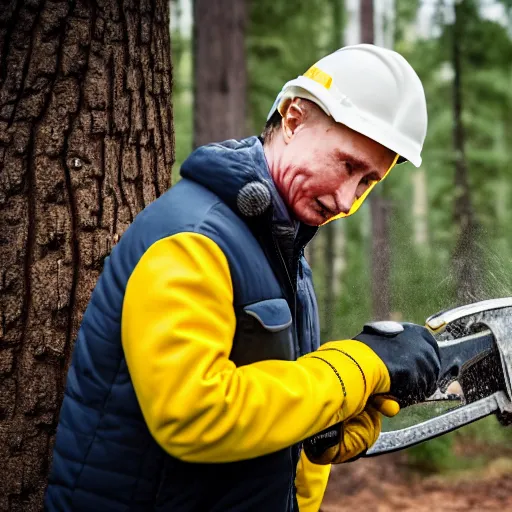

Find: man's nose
[333,182,358,215]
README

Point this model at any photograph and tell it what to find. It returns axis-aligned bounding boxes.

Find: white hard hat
[266,44,428,168]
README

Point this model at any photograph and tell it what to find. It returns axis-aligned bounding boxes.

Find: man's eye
[361,175,378,186]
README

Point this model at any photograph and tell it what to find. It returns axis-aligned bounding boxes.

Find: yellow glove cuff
[302,340,391,421]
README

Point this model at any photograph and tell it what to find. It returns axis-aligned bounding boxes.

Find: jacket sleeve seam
[306,355,347,398]
[317,348,367,398]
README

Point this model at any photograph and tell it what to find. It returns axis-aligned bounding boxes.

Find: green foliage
[170,0,193,181]
[335,205,373,338]
[395,0,421,44]
[171,44,193,182]
[247,0,341,132]
[407,433,456,473]
[388,0,512,471]
[406,415,512,474]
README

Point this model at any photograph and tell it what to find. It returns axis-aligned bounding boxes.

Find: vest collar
[180,137,317,266]
[180,137,278,219]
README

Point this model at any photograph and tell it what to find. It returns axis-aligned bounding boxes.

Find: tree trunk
[452,1,479,303]
[360,0,391,320]
[193,0,248,148]
[412,168,429,248]
[0,1,174,509]
[370,196,392,320]
[360,0,374,44]
[322,221,335,341]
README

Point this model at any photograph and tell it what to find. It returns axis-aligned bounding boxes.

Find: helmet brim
[268,76,423,168]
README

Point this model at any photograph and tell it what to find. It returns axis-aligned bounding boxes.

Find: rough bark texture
[452,1,479,303]
[0,1,174,509]
[193,0,247,148]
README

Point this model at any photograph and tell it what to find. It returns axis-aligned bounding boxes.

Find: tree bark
[452,1,479,303]
[193,0,248,148]
[0,1,174,509]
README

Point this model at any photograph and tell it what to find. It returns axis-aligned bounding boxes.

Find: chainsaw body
[367,297,512,455]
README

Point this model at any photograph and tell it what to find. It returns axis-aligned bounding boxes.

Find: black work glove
[353,322,441,407]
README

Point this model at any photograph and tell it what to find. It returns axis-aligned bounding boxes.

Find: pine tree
[0,1,174,508]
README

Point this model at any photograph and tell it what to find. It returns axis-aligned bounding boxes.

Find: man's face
[271,102,396,226]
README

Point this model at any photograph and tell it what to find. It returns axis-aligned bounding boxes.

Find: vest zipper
[272,238,304,512]
[272,236,294,291]
[272,237,300,359]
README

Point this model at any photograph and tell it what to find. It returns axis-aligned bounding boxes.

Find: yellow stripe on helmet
[303,65,333,90]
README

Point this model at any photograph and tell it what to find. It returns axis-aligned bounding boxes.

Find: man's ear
[281,99,306,143]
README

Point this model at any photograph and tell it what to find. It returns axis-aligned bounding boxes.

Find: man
[46,44,440,512]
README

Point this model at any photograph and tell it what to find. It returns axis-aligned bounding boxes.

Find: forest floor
[321,453,512,511]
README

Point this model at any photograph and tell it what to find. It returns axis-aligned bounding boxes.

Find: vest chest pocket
[230,298,295,366]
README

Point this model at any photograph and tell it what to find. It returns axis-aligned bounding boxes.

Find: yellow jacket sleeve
[295,450,331,512]
[122,232,388,463]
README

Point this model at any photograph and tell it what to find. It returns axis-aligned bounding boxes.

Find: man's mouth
[315,199,335,218]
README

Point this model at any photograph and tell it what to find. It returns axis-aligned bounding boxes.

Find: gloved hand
[303,405,385,464]
[354,322,441,407]
[301,321,440,465]
[300,336,398,465]
[299,336,395,425]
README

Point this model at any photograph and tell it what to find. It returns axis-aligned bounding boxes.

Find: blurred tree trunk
[321,0,346,341]
[193,0,248,147]
[0,1,174,509]
[304,242,315,268]
[369,196,392,319]
[398,0,429,252]
[361,0,391,320]
[452,1,479,302]
[412,169,429,248]
[360,0,374,44]
[323,221,335,341]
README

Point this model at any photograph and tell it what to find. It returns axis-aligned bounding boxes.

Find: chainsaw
[366,297,512,455]
[306,297,512,458]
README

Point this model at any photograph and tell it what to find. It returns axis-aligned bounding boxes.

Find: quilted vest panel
[45,179,320,512]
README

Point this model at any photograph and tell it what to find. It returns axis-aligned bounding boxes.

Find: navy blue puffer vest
[45,137,320,512]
